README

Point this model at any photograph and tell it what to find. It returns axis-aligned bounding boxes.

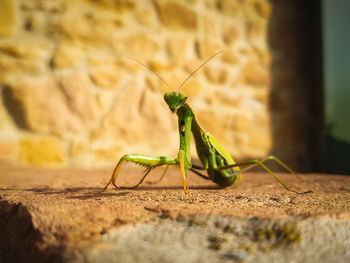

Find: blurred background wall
[0,0,322,171]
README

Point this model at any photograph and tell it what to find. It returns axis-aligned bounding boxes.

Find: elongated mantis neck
[176,103,203,137]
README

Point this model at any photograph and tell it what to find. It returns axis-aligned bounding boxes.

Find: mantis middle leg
[190,163,211,180]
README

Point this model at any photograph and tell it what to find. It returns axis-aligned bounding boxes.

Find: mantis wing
[208,134,236,166]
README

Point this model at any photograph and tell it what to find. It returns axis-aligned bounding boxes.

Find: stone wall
[0,0,316,170]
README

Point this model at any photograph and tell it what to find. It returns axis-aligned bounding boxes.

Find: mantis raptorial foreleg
[102,154,177,191]
[178,150,190,194]
[216,155,301,193]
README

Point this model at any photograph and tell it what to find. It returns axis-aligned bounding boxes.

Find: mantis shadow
[0,187,125,199]
[116,185,222,191]
[0,184,223,200]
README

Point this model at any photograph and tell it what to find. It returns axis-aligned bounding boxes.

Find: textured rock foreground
[0,162,350,262]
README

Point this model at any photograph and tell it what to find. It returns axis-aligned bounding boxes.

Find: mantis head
[164,91,188,113]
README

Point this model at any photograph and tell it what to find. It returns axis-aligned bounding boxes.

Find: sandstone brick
[248,128,271,152]
[246,19,266,41]
[221,50,239,64]
[52,12,121,45]
[52,13,90,40]
[204,65,227,84]
[0,53,45,80]
[167,38,191,65]
[20,0,39,11]
[201,14,221,40]
[204,88,215,104]
[196,109,236,153]
[186,0,199,4]
[253,89,269,104]
[24,13,43,32]
[112,34,159,61]
[182,58,201,75]
[57,73,99,123]
[149,61,174,72]
[150,73,202,104]
[145,76,169,94]
[92,144,123,161]
[146,70,184,92]
[239,61,269,87]
[156,1,197,31]
[252,46,271,66]
[117,58,144,74]
[3,79,69,132]
[69,142,92,166]
[135,4,157,26]
[232,109,271,152]
[253,0,272,19]
[196,40,223,59]
[36,0,67,13]
[18,137,66,166]
[3,74,99,135]
[135,9,152,26]
[214,88,241,107]
[51,43,84,69]
[222,23,239,46]
[202,0,216,9]
[87,53,118,69]
[232,113,252,131]
[96,91,115,112]
[0,0,18,36]
[92,0,135,13]
[216,0,244,17]
[238,47,251,56]
[70,140,89,158]
[0,39,52,59]
[232,132,248,148]
[90,68,124,90]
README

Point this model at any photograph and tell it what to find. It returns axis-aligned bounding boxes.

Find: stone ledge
[0,162,349,262]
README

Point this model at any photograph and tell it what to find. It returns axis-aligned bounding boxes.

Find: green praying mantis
[102,51,302,195]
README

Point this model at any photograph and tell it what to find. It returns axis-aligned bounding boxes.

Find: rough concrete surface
[0,161,350,262]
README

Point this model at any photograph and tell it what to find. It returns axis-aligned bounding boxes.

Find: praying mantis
[102,52,302,195]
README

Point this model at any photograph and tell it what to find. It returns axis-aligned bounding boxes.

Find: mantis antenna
[127,57,170,91]
[177,50,224,91]
[128,50,223,92]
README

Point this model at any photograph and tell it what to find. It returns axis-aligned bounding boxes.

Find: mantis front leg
[102,154,177,191]
[178,150,190,194]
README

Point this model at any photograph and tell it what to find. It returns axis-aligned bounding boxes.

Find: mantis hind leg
[102,154,177,191]
[217,155,303,194]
